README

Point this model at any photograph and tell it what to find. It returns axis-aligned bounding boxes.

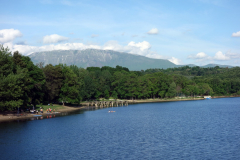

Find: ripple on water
[0,97,240,159]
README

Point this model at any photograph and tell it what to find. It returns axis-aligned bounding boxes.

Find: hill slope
[29,49,177,70]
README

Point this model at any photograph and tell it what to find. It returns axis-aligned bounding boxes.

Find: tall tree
[167,82,176,98]
[0,45,13,76]
[0,67,27,111]
[42,64,63,103]
[59,65,80,105]
[13,53,45,107]
[0,46,28,111]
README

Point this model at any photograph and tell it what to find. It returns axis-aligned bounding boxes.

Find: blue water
[0,98,240,160]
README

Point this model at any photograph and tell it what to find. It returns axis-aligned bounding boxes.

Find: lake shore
[0,106,84,123]
[126,97,205,103]
[1,96,239,123]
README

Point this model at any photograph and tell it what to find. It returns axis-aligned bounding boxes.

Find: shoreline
[126,97,205,104]
[80,97,205,106]
[0,106,85,123]
[1,96,239,123]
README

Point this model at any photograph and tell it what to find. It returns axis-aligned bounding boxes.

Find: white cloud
[43,34,68,44]
[103,41,151,57]
[195,52,208,58]
[188,52,210,59]
[0,29,22,43]
[214,51,230,60]
[147,28,159,35]
[127,41,151,51]
[188,51,231,62]
[4,42,101,55]
[3,42,14,50]
[232,31,240,37]
[169,57,181,65]
[5,40,153,57]
[103,41,123,51]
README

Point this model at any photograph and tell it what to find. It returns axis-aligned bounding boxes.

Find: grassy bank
[0,104,83,123]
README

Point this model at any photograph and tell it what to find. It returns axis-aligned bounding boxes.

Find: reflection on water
[0,98,240,160]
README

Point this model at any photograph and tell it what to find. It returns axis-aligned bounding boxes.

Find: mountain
[178,64,196,67]
[201,64,233,68]
[28,49,234,70]
[28,49,177,70]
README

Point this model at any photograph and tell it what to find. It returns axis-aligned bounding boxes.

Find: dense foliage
[1,46,240,111]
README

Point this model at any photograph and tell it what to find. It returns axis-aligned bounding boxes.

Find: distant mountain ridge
[28,49,234,70]
[178,64,234,68]
[29,49,177,70]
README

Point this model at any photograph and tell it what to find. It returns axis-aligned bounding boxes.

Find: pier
[84,100,128,109]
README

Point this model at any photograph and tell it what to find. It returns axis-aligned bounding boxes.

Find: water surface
[0,98,240,160]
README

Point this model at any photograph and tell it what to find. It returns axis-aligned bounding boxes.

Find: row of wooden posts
[86,101,128,108]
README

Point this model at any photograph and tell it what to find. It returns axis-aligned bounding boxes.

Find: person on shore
[40,108,43,113]
[49,108,51,113]
[53,109,55,113]
[36,110,38,114]
[46,108,48,113]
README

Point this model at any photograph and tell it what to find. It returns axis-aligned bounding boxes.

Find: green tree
[104,89,110,99]
[59,65,80,105]
[167,82,176,98]
[0,45,13,76]
[111,90,118,99]
[42,64,63,103]
[0,67,27,111]
[15,54,45,107]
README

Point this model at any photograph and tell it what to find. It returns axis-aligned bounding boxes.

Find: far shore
[126,97,205,103]
[1,95,239,123]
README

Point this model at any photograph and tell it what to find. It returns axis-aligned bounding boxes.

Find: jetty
[83,100,128,109]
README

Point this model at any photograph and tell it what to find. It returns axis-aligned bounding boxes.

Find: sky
[0,0,240,66]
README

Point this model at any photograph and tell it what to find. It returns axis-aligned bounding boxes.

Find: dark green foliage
[0,68,27,111]
[59,65,80,105]
[86,67,101,72]
[42,64,63,103]
[16,53,45,107]
[0,45,13,76]
[111,91,118,99]
[0,46,27,111]
[104,89,110,99]
[167,82,177,98]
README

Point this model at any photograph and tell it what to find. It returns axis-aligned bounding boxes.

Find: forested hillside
[1,46,240,111]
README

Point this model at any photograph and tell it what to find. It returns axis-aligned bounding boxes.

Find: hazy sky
[1,0,240,66]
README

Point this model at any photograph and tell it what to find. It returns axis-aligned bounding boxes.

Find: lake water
[0,97,240,160]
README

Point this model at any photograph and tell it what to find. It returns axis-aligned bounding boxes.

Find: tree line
[1,45,240,111]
